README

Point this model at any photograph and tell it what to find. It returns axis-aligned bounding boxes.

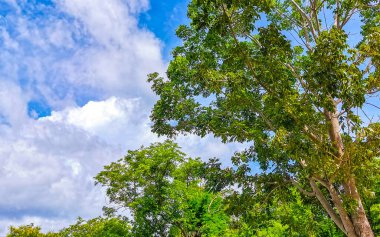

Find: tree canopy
[6,217,132,237]
[8,141,379,236]
[148,0,380,236]
[95,141,230,236]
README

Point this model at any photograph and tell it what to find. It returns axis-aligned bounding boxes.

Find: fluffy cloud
[0,0,165,111]
[42,97,246,164]
[0,0,248,234]
[0,80,28,129]
[43,96,157,148]
[0,0,166,233]
[56,0,164,99]
[0,119,119,234]
[0,96,246,235]
[0,97,151,234]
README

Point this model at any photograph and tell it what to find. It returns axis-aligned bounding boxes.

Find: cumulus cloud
[0,94,246,234]
[43,96,158,148]
[0,119,119,234]
[56,0,164,99]
[0,0,165,111]
[0,0,249,234]
[0,80,28,128]
[42,97,247,164]
[0,0,166,233]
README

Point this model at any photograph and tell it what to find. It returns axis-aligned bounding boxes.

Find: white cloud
[55,0,165,99]
[0,81,29,128]
[0,0,166,231]
[0,217,73,236]
[0,96,153,234]
[0,119,119,235]
[42,97,247,164]
[43,97,159,148]
[0,94,247,234]
[0,0,165,111]
[0,0,250,234]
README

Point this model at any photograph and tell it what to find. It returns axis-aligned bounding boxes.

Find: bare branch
[327,180,357,236]
[289,30,311,50]
[322,6,329,30]
[365,102,380,109]
[368,89,380,95]
[290,178,315,196]
[334,0,340,27]
[290,0,318,40]
[334,98,342,106]
[363,61,373,75]
[340,8,359,29]
[312,176,329,188]
[309,179,346,234]
[302,23,313,50]
[361,107,373,123]
[243,33,262,48]
[309,0,320,33]
[362,3,380,9]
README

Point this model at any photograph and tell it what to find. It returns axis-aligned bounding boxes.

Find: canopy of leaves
[7,224,48,237]
[95,141,229,236]
[56,217,131,237]
[148,0,379,235]
[6,218,131,237]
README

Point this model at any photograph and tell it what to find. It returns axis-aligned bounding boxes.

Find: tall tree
[95,141,230,236]
[148,0,380,236]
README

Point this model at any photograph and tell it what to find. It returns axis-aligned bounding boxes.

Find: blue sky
[139,0,189,59]
[0,0,248,233]
[0,0,187,118]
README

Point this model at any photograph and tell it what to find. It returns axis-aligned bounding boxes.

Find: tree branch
[326,180,357,236]
[334,0,340,27]
[220,4,273,95]
[312,176,329,189]
[310,0,320,33]
[366,102,380,110]
[290,0,318,40]
[290,178,315,196]
[340,7,359,29]
[309,179,346,234]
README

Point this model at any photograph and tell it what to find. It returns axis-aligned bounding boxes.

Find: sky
[0,0,248,234]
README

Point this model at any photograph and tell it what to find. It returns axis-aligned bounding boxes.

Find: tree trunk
[344,177,374,237]
[309,179,347,234]
[324,107,374,237]
[327,181,357,237]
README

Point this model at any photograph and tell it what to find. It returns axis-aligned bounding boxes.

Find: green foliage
[56,217,131,237]
[366,157,380,235]
[370,204,380,233]
[148,0,380,235]
[95,141,229,236]
[7,224,47,237]
[206,158,343,237]
[6,218,131,237]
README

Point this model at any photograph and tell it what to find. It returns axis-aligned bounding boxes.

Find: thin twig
[290,0,318,40]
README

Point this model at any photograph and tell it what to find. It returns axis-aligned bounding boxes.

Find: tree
[95,141,230,236]
[148,0,380,236]
[56,217,131,237]
[7,224,48,237]
[6,218,131,237]
[204,158,344,236]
